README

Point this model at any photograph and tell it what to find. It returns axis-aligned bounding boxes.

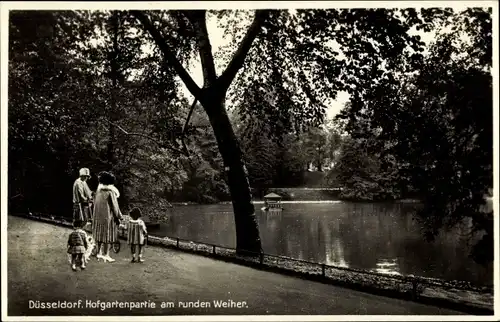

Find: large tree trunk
[131,9,268,255]
[200,90,262,255]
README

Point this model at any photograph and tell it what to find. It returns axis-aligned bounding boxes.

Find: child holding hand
[127,208,148,263]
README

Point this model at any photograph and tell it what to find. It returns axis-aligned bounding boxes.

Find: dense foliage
[336,8,493,263]
[8,10,228,218]
[8,7,493,260]
[236,118,341,195]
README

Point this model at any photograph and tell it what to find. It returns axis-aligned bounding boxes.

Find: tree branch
[218,10,269,92]
[184,10,218,87]
[179,97,199,158]
[181,138,190,156]
[182,98,198,135]
[105,119,188,156]
[123,115,152,166]
[131,10,201,98]
[185,10,217,88]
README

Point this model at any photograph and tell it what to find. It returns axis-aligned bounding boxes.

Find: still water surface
[148,202,492,286]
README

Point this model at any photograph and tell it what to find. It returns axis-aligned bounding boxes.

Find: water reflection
[148,202,492,286]
[374,258,401,275]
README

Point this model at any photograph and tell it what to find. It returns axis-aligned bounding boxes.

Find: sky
[183,12,351,120]
[176,9,456,121]
[90,5,476,121]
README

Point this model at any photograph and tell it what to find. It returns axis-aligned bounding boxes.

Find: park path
[6,215,464,316]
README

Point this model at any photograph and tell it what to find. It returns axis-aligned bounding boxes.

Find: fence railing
[12,212,494,314]
[144,233,492,292]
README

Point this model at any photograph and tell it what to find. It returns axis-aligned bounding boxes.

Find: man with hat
[73,168,93,224]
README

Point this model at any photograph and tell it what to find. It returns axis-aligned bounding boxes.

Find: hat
[79,168,90,177]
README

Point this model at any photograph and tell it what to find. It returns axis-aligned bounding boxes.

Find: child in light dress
[67,220,88,271]
[127,208,148,263]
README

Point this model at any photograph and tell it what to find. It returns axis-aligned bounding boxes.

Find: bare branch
[182,98,198,135]
[105,120,188,156]
[123,100,158,166]
[181,138,190,157]
[131,10,201,98]
[218,10,269,92]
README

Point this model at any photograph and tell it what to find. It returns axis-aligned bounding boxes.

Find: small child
[67,234,95,266]
[67,220,89,271]
[127,208,148,263]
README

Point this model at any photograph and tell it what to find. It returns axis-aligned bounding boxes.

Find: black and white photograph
[1,1,498,320]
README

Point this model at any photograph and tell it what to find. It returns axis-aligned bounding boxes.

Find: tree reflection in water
[149,202,492,286]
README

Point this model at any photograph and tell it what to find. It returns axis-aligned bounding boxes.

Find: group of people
[67,168,148,271]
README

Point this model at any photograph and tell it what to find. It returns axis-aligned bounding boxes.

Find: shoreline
[9,213,493,315]
[171,198,422,206]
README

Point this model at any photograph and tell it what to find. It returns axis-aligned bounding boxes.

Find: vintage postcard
[1,1,498,321]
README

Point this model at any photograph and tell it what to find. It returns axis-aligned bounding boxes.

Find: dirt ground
[6,215,464,316]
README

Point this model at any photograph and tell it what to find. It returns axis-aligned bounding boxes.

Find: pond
[148,201,493,286]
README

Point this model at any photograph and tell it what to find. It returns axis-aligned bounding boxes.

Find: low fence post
[213,245,216,255]
[322,264,326,277]
[412,280,419,300]
[410,275,419,300]
[259,252,264,265]
[176,238,179,248]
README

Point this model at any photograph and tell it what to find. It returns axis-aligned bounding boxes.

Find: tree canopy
[335,7,493,263]
[7,6,494,259]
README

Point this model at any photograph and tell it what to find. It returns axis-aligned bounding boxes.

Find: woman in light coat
[92,171,123,262]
